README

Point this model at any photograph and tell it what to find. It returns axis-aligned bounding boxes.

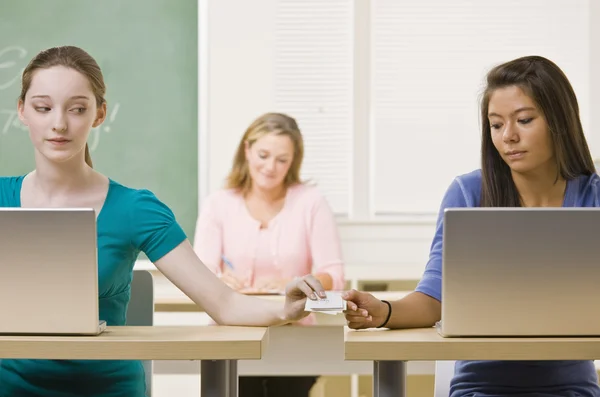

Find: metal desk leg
[374,361,406,397]
[201,360,238,397]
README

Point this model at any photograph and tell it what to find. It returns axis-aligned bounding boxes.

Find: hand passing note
[304,291,347,315]
[342,289,390,329]
[283,275,327,322]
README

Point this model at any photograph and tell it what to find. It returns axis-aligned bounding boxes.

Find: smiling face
[18,66,106,165]
[488,85,555,176]
[244,132,294,192]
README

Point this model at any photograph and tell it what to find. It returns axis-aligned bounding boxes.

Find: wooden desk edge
[343,327,600,361]
[0,326,269,361]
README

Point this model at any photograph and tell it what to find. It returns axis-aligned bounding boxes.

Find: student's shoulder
[286,182,330,210]
[107,180,181,233]
[0,175,25,189]
[107,181,186,255]
[201,188,243,209]
[107,179,153,202]
[0,175,26,206]
[107,179,170,211]
[574,172,600,207]
[204,188,241,201]
[453,169,482,190]
[196,188,245,220]
[290,182,323,198]
[443,169,482,207]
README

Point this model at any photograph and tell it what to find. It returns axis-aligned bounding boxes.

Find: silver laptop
[438,207,600,337]
[0,208,106,335]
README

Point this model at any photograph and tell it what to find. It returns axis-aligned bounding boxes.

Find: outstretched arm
[155,240,326,326]
[343,177,469,329]
[130,189,326,326]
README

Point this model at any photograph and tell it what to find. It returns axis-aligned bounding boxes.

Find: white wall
[370,0,592,215]
[200,0,600,281]
[205,0,277,197]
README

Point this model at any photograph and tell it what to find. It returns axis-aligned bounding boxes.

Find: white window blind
[274,0,354,215]
[371,0,590,215]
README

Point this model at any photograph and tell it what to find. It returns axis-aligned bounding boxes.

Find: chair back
[127,270,155,396]
[433,360,456,397]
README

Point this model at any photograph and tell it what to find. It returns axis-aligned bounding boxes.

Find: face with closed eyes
[18,66,106,165]
[245,132,294,192]
[488,85,554,175]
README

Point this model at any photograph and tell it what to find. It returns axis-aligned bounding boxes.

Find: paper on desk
[304,291,347,315]
[239,287,283,296]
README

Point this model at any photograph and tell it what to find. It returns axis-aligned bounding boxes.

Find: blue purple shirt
[416,169,600,397]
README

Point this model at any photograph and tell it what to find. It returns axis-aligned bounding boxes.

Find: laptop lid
[440,207,600,337]
[0,208,103,335]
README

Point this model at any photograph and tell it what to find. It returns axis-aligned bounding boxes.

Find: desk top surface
[0,326,267,360]
[344,327,600,361]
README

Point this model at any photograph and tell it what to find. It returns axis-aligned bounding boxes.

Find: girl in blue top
[0,46,327,397]
[343,55,600,397]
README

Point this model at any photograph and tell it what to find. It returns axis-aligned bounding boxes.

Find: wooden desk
[151,286,418,397]
[344,327,600,397]
[0,326,268,397]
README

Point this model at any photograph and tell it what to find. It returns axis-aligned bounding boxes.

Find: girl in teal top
[0,46,327,397]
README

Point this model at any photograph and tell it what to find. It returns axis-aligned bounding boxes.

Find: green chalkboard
[0,0,199,242]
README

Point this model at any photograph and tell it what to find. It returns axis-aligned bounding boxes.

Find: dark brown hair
[19,46,107,168]
[480,55,594,207]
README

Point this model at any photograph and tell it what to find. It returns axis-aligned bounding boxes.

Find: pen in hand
[219,255,249,290]
[221,255,235,271]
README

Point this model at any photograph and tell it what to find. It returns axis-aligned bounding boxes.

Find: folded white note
[304,291,347,315]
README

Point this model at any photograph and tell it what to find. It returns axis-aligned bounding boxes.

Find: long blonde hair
[19,46,107,168]
[226,112,304,193]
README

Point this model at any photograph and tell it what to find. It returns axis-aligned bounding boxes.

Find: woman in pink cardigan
[194,112,345,397]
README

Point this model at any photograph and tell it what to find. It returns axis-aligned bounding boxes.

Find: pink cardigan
[193,183,345,291]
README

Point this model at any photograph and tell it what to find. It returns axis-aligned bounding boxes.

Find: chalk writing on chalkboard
[89,103,120,152]
[0,46,26,91]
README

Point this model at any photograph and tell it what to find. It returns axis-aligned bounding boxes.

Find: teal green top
[0,175,187,397]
